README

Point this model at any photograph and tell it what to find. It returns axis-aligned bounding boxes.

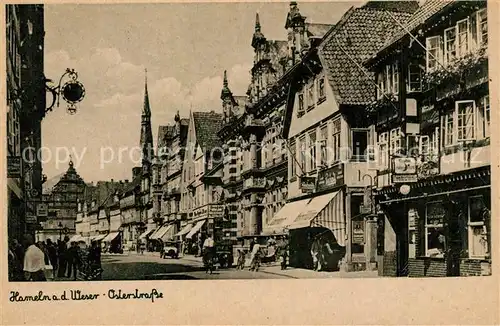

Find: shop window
[425,201,446,258]
[468,196,488,258]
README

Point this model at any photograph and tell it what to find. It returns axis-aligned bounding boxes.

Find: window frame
[289,139,297,178]
[317,75,326,102]
[476,8,488,46]
[351,128,369,162]
[307,82,315,111]
[330,118,341,163]
[468,195,488,259]
[425,201,446,258]
[426,35,443,72]
[377,132,389,170]
[456,100,476,143]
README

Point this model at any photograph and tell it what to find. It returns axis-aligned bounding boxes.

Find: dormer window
[307,82,315,111]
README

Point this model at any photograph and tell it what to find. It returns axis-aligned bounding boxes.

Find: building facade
[37,160,86,242]
[6,4,46,243]
[178,111,224,254]
[218,3,335,255]
[364,0,491,277]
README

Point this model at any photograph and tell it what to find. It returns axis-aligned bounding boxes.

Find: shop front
[377,166,491,277]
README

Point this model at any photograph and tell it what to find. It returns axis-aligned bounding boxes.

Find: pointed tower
[140,69,154,175]
[251,12,266,49]
[221,70,235,123]
[285,1,307,63]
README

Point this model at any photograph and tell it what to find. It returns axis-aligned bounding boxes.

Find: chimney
[132,167,141,178]
[125,179,129,183]
[111,179,114,183]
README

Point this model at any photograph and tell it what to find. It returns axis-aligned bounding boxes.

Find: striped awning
[68,234,83,243]
[175,224,193,237]
[186,220,205,239]
[92,234,107,241]
[102,232,120,242]
[289,191,346,247]
[262,197,311,235]
[138,228,155,239]
[158,224,175,242]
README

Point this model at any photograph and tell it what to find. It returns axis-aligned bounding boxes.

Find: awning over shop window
[149,226,163,240]
[262,198,312,235]
[69,235,83,243]
[138,229,155,239]
[92,234,107,241]
[289,190,346,246]
[186,220,205,239]
[102,232,120,242]
[158,224,175,242]
[175,224,193,237]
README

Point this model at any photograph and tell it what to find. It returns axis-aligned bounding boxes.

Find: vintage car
[161,241,180,259]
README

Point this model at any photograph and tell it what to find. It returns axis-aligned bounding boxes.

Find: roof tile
[192,111,224,151]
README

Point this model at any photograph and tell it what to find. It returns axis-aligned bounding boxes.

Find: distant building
[37,160,86,242]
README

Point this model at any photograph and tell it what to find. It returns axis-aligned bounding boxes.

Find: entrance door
[394,204,409,276]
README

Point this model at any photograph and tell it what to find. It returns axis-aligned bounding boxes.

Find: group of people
[8,234,103,282]
[236,236,289,271]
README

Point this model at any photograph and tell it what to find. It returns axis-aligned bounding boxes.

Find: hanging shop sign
[7,156,22,178]
[317,164,344,192]
[209,204,224,219]
[36,202,48,217]
[299,176,316,193]
[392,157,417,183]
[352,220,365,244]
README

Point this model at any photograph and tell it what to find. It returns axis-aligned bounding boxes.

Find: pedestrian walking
[57,238,68,277]
[67,242,80,280]
[46,239,58,273]
[23,235,47,281]
[9,239,24,281]
[87,241,102,280]
[140,241,146,255]
[249,240,261,271]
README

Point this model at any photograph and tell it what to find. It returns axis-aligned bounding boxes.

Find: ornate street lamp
[45,68,86,115]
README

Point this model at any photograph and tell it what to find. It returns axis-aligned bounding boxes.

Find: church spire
[221,70,232,100]
[252,11,266,48]
[140,68,154,171]
[142,68,151,116]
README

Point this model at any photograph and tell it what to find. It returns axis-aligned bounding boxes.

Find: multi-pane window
[425,201,446,258]
[297,93,305,117]
[427,9,486,71]
[319,125,328,166]
[419,127,439,162]
[289,139,296,178]
[390,127,402,156]
[426,36,443,72]
[407,63,424,92]
[377,62,399,99]
[308,131,317,171]
[479,95,490,138]
[378,132,389,170]
[457,19,470,57]
[330,118,341,163]
[351,129,369,162]
[444,26,457,63]
[299,136,306,173]
[456,100,475,142]
[477,8,488,46]
[468,195,488,258]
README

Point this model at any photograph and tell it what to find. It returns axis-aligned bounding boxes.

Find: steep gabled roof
[368,0,453,64]
[42,172,66,194]
[318,6,415,106]
[192,111,223,151]
[306,23,334,38]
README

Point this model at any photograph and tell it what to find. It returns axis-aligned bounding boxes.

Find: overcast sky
[42,1,362,182]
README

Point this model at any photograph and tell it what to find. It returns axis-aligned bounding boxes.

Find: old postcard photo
[3,0,498,324]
